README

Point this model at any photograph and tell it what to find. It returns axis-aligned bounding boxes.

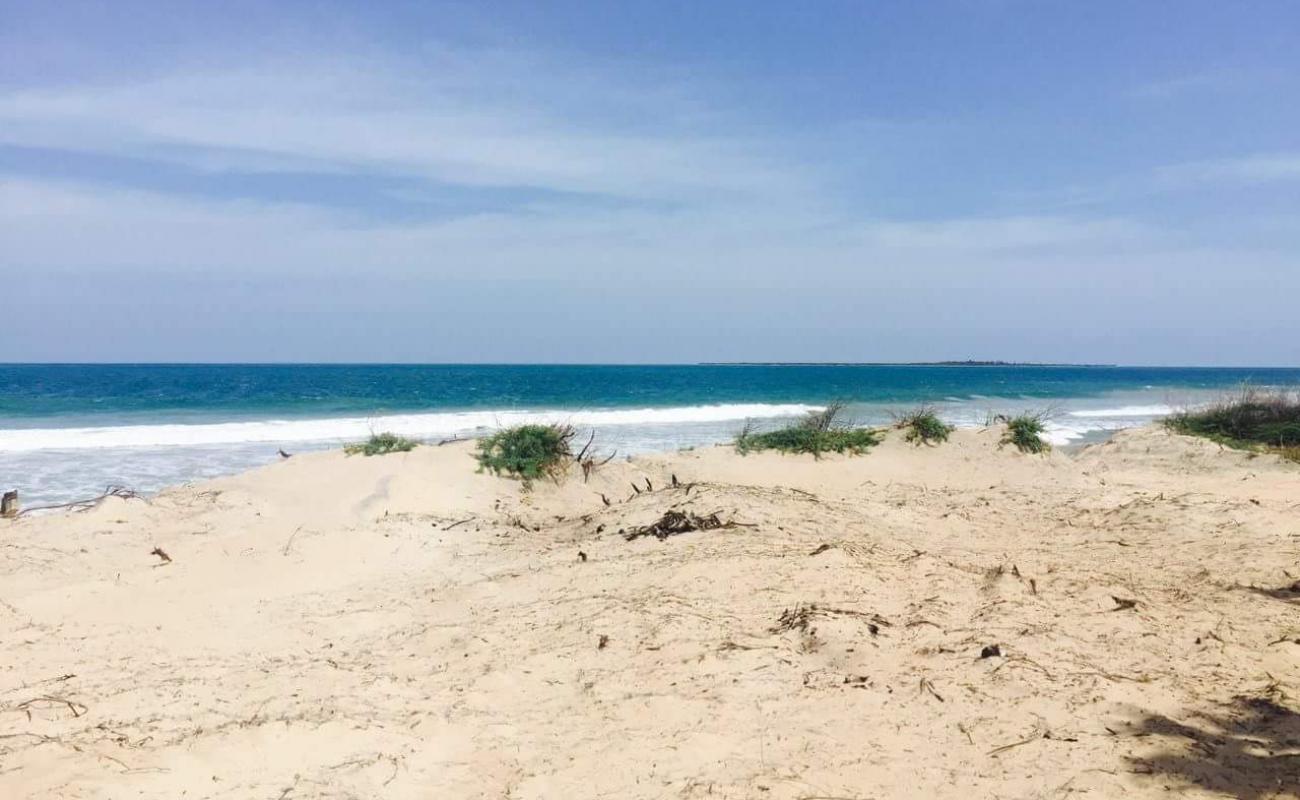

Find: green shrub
[896,406,953,445]
[1165,388,1300,456]
[476,424,576,486]
[736,403,881,457]
[344,432,419,456]
[999,413,1050,454]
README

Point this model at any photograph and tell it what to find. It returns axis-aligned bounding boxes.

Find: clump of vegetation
[1165,388,1300,461]
[735,402,881,457]
[476,423,577,486]
[896,406,953,445]
[998,412,1051,454]
[344,432,419,456]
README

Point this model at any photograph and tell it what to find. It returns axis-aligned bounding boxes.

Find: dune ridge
[1,426,1298,798]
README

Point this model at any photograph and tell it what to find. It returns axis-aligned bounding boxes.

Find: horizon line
[2,361,1298,369]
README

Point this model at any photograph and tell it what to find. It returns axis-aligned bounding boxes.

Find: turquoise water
[1,363,1297,505]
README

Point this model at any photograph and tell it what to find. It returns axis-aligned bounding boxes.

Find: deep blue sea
[2,364,1297,506]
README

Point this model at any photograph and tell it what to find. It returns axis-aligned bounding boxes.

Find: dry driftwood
[18,486,140,517]
[623,510,743,541]
[575,430,616,483]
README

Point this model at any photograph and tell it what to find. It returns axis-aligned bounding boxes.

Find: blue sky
[1,0,1298,364]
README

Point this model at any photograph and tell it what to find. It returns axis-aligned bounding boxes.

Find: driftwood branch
[575,430,596,463]
[576,430,615,483]
[17,486,141,517]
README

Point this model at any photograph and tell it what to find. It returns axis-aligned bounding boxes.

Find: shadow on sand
[1239,580,1300,605]
[1129,694,1300,798]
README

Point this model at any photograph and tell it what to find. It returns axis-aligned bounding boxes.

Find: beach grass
[999,412,1050,454]
[344,432,419,456]
[476,423,576,486]
[1165,388,1300,459]
[736,402,881,457]
[896,406,953,445]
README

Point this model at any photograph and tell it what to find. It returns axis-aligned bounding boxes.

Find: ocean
[2,363,1297,507]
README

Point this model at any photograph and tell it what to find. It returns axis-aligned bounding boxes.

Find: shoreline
[5,415,1137,512]
[6,361,1297,507]
[4,423,1130,521]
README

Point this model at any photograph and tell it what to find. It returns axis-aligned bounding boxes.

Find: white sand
[2,426,1298,798]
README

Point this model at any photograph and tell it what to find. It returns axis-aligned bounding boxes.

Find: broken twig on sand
[623,510,745,541]
[18,486,141,516]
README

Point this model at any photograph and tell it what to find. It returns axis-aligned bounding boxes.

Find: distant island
[699,361,1118,367]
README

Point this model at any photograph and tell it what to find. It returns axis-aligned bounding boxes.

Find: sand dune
[2,426,1298,798]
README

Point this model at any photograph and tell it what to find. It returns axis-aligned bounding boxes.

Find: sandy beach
[2,425,1298,799]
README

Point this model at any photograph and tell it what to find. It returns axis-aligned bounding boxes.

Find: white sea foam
[0,393,1203,506]
[1066,405,1174,418]
[934,399,1177,446]
[1041,421,1100,445]
[1045,410,1175,445]
[0,404,821,452]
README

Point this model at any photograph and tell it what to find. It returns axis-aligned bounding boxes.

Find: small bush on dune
[344,432,419,456]
[896,406,953,445]
[737,425,881,456]
[999,412,1050,454]
[476,423,576,486]
[1166,388,1300,457]
[735,402,881,457]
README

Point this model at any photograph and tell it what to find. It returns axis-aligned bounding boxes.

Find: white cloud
[0,175,1170,285]
[1,39,1291,317]
[1155,153,1300,187]
[851,215,1150,252]
[1128,68,1263,100]
[5,172,1298,365]
[0,50,808,204]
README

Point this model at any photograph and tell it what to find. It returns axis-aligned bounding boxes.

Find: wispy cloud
[851,215,1149,252]
[3,3,1297,363]
[995,150,1300,215]
[1154,152,1300,187]
[1127,67,1274,100]
[0,174,1162,284]
[0,49,809,209]
[1,39,1287,294]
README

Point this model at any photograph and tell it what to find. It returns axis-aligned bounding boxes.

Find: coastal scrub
[896,406,953,445]
[476,424,576,486]
[1165,388,1300,461]
[344,432,419,456]
[736,403,881,457]
[999,413,1050,454]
